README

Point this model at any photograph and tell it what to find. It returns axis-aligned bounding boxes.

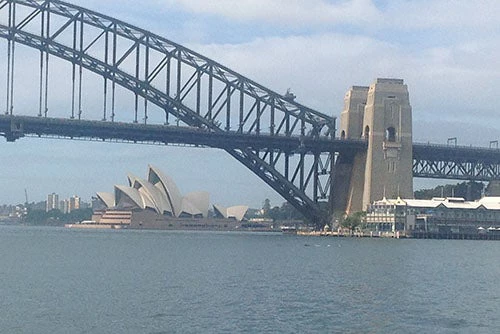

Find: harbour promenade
[296,229,500,240]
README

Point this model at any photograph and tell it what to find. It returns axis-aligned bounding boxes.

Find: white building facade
[366,197,500,235]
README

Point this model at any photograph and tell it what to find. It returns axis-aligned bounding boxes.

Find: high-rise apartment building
[69,196,80,212]
[46,193,59,212]
[61,199,70,214]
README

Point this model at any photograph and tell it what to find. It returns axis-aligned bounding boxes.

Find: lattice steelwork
[0,0,341,225]
[413,143,500,181]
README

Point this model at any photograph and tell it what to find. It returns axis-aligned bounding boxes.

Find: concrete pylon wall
[335,86,369,214]
[338,78,413,213]
[339,86,369,140]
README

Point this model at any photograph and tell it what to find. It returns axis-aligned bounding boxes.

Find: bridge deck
[413,143,500,181]
[0,115,366,154]
[413,142,500,162]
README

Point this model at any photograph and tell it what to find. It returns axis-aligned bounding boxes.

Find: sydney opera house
[92,165,249,230]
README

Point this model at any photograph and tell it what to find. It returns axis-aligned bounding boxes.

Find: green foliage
[262,198,271,216]
[265,202,304,221]
[414,181,483,200]
[340,211,366,230]
[24,208,93,226]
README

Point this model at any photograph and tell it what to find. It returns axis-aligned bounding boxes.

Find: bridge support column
[337,78,413,213]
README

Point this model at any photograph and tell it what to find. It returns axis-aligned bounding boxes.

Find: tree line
[23,208,93,226]
[414,181,484,201]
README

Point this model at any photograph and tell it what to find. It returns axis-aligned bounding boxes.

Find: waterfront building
[46,193,59,212]
[366,196,500,235]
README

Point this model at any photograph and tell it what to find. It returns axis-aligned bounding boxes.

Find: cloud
[384,0,500,30]
[170,0,380,26]
[413,119,499,146]
[153,0,500,34]
[190,31,500,127]
[191,33,397,112]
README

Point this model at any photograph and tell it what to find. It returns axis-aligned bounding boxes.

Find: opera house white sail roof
[96,165,208,218]
[96,165,247,221]
[213,204,249,222]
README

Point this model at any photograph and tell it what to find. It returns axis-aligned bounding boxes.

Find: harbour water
[0,225,499,333]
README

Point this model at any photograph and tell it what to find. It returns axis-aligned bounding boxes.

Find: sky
[1,0,500,207]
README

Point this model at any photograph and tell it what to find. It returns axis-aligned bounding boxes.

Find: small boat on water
[281,226,297,234]
[64,220,125,229]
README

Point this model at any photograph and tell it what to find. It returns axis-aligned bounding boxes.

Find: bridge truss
[0,0,341,225]
[413,143,500,181]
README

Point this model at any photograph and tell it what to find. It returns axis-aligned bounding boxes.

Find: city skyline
[46,193,81,213]
[0,0,499,207]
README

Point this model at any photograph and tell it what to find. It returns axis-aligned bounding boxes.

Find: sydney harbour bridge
[1,0,500,226]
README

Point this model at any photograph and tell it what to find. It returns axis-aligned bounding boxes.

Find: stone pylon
[337,78,413,213]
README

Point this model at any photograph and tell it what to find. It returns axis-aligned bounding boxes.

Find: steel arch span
[0,0,342,226]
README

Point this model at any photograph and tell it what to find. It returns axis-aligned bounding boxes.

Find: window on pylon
[386,127,396,142]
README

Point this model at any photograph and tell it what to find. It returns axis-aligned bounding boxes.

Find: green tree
[23,208,92,226]
[414,181,483,200]
[268,206,281,221]
[260,199,305,221]
[340,211,366,232]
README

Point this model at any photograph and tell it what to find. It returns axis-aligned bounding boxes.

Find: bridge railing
[413,142,500,151]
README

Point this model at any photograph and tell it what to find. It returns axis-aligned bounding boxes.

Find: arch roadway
[0,0,344,226]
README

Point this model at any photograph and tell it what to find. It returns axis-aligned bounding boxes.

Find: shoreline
[296,230,500,240]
